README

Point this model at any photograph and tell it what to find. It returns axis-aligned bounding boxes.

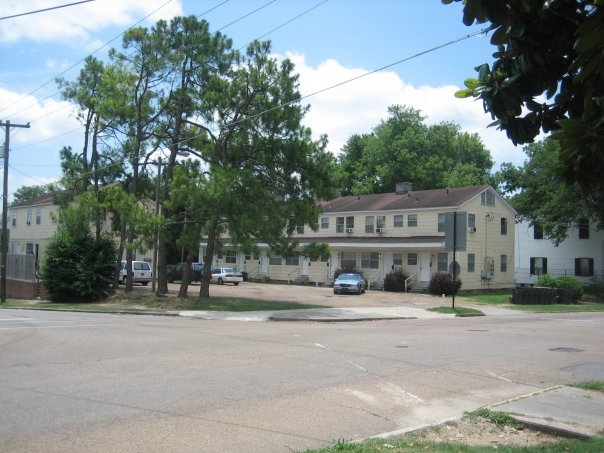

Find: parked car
[119,260,152,286]
[210,267,243,285]
[333,272,365,294]
[167,262,204,283]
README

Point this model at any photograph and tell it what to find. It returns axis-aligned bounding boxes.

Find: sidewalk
[490,386,604,439]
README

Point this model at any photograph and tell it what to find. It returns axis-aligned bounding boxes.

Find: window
[253,252,260,260]
[269,254,282,265]
[345,216,354,231]
[407,253,417,266]
[438,213,446,232]
[501,218,508,235]
[225,250,237,264]
[481,190,495,206]
[500,254,507,272]
[533,223,543,239]
[437,253,448,272]
[340,252,357,269]
[467,253,475,272]
[26,209,32,225]
[365,216,374,233]
[467,213,476,229]
[530,257,547,275]
[361,252,379,269]
[296,225,304,234]
[244,253,251,261]
[408,214,417,227]
[393,253,403,266]
[285,254,300,266]
[575,258,594,277]
[336,217,344,233]
[36,208,42,225]
[393,215,404,227]
[11,212,16,227]
[578,219,589,239]
[26,243,34,255]
[376,216,385,231]
[321,217,329,229]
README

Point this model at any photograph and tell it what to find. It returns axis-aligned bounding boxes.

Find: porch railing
[405,272,417,292]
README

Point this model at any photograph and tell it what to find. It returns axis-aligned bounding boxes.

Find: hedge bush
[428,272,462,296]
[384,269,410,292]
[537,274,583,302]
[41,231,115,302]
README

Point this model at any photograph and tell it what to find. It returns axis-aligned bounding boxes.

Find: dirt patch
[408,415,561,448]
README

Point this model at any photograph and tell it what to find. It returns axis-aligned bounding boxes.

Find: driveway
[167,281,479,310]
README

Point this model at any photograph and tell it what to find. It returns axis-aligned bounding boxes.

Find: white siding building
[515,220,604,286]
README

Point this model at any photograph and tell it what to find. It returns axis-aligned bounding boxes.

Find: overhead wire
[0,0,95,21]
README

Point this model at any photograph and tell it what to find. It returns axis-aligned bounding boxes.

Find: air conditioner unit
[468,227,476,233]
[376,227,383,233]
[345,227,354,233]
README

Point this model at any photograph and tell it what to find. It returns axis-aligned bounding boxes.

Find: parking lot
[165,280,448,309]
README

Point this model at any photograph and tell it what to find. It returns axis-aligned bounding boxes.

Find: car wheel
[234,282,239,286]
[357,286,362,295]
[168,274,174,283]
[333,289,338,294]
[122,276,127,285]
[218,277,224,285]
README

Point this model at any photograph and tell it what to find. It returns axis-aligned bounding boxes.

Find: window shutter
[530,257,535,275]
[575,258,580,276]
[589,259,594,276]
[542,258,548,275]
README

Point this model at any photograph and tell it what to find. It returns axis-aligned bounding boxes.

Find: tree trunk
[199,225,217,299]
[178,254,192,298]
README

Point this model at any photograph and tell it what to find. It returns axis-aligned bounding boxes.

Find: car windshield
[338,273,360,280]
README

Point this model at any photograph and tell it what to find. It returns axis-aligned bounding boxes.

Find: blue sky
[1,0,526,199]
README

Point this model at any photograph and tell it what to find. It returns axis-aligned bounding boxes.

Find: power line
[0,0,178,118]
[0,0,95,21]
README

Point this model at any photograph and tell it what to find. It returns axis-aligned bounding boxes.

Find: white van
[119,260,152,286]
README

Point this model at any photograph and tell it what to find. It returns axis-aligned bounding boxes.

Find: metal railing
[405,272,417,292]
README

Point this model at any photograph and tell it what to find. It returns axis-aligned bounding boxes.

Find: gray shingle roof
[318,185,490,213]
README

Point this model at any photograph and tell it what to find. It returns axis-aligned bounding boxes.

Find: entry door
[302,257,310,276]
[420,253,432,282]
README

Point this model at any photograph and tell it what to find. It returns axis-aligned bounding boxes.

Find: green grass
[461,293,604,312]
[301,436,604,452]
[427,306,484,315]
[466,408,524,429]
[0,293,329,313]
[570,380,604,394]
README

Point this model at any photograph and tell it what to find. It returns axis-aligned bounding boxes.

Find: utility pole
[1,120,31,302]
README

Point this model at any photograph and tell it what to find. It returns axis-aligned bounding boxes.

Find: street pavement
[180,303,604,442]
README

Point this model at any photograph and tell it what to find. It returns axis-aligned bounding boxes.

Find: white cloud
[0,0,184,44]
[288,52,525,168]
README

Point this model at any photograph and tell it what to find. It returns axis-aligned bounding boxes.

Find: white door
[420,253,432,282]
[302,257,310,276]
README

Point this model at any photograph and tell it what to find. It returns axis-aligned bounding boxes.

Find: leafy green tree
[337,105,494,194]
[446,0,604,196]
[11,184,55,205]
[497,139,603,245]
[153,16,235,295]
[179,40,336,298]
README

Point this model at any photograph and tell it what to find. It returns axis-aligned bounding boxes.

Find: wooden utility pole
[1,120,31,302]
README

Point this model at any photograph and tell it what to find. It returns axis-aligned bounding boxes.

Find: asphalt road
[1,308,603,452]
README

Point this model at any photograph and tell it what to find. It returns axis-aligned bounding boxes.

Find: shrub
[428,272,462,296]
[537,274,583,302]
[41,231,115,302]
[333,267,362,280]
[384,269,410,292]
[537,274,557,288]
[554,276,583,301]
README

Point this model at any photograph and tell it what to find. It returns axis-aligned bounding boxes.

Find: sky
[0,0,529,200]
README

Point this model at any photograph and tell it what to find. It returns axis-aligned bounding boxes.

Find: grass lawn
[0,292,329,313]
[301,434,604,453]
[427,306,484,316]
[461,293,604,313]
